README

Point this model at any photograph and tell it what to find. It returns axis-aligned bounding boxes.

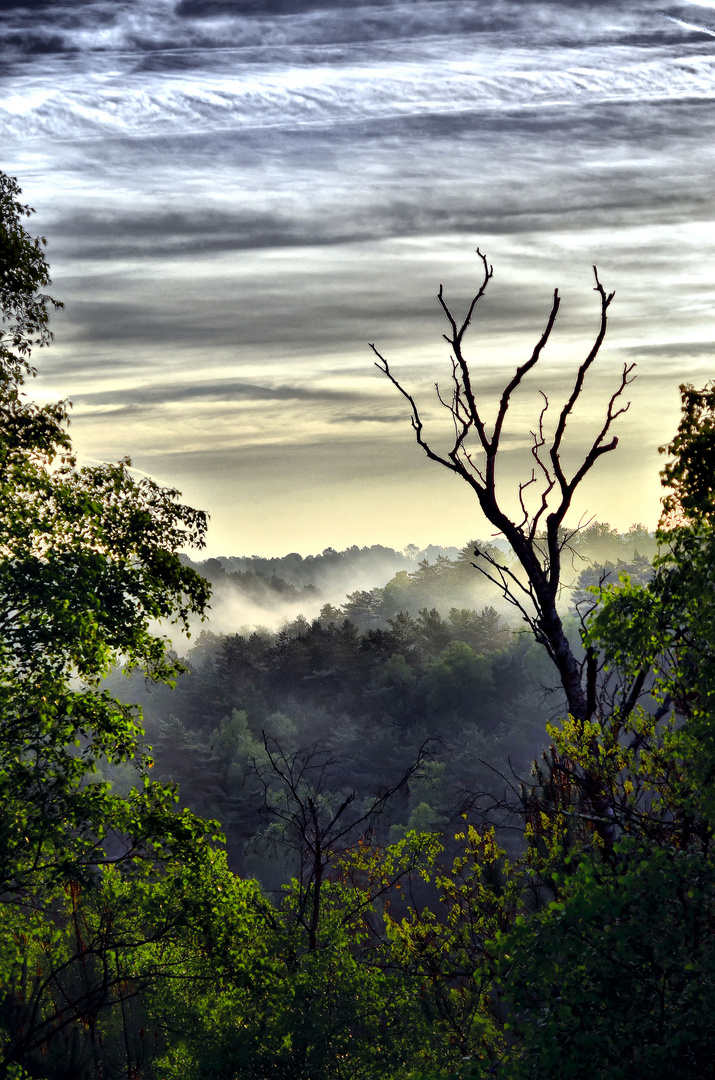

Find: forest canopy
[1,170,715,1080]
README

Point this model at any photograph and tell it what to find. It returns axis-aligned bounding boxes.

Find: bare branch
[437,250,493,452]
[253,735,437,946]
[469,548,544,642]
[370,343,470,482]
[549,267,616,496]
[529,391,555,539]
[490,288,561,470]
[552,360,636,530]
[373,251,633,732]
[517,469,538,531]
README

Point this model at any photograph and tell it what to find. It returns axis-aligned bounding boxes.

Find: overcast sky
[3,0,715,556]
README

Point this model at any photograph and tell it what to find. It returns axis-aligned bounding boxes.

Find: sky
[3,0,715,557]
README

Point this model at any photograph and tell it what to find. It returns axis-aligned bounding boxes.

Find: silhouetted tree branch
[371,251,636,727]
[253,736,433,950]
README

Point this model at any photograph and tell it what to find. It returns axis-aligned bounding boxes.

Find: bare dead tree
[370,251,636,728]
[252,735,433,951]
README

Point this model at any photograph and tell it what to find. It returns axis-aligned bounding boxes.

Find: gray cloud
[2,31,76,55]
[3,0,644,59]
[1,0,105,7]
[623,340,715,358]
[175,0,399,14]
[74,377,362,407]
[332,411,408,425]
[36,90,715,279]
[4,0,715,553]
[2,0,708,77]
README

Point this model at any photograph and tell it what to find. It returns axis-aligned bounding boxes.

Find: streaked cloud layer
[3,0,715,554]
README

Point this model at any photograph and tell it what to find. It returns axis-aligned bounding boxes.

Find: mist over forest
[112,520,659,889]
[179,522,657,637]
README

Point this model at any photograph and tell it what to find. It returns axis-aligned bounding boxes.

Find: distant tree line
[185,522,658,629]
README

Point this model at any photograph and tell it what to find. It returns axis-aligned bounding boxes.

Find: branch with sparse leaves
[252,735,435,949]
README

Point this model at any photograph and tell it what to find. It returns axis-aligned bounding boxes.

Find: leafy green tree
[386,824,516,1073]
[0,171,219,1074]
[485,382,715,1078]
[148,835,446,1080]
[140,733,450,1080]
[425,641,495,718]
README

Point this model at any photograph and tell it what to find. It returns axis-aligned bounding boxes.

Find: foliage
[497,836,715,1080]
[386,824,515,1069]
[0,171,63,381]
[0,171,219,1073]
[148,833,449,1080]
[484,380,715,1078]
[660,382,715,526]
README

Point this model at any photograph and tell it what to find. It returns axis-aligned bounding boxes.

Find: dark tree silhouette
[371,251,635,727]
[253,736,433,951]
